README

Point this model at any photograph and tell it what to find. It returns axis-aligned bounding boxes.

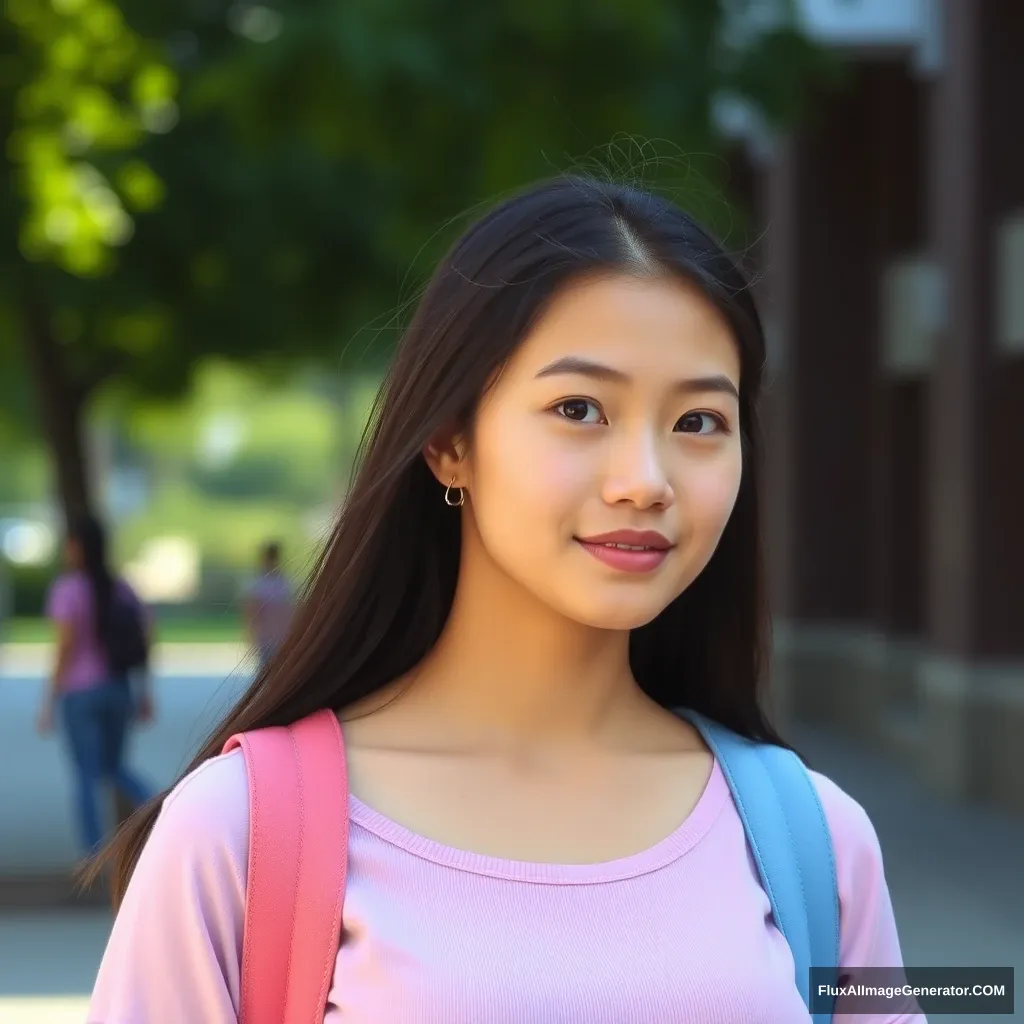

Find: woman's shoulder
[808,769,877,841]
[160,747,250,831]
[47,570,84,594]
[806,768,889,888]
[146,749,251,875]
[45,571,87,617]
[91,751,251,1018]
[804,769,917,980]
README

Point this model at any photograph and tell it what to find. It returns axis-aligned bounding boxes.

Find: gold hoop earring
[444,477,465,507]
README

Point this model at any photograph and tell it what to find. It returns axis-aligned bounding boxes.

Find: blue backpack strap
[678,708,840,1022]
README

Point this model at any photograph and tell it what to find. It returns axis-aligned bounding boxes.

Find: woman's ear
[423,432,468,489]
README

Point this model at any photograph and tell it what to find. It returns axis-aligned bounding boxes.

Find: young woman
[38,514,153,858]
[87,177,921,1022]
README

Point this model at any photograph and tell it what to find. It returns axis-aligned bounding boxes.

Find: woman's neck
[385,535,651,755]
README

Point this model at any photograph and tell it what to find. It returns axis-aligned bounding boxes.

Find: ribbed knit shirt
[87,746,923,1023]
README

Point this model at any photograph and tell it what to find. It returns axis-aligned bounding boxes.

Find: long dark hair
[91,175,790,906]
[68,514,120,660]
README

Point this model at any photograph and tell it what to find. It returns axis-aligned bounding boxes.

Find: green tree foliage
[1,0,834,522]
[5,0,175,276]
[1,0,181,516]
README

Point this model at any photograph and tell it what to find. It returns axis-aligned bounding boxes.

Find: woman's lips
[577,536,671,577]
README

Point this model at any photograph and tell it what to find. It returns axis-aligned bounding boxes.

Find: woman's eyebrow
[534,356,739,400]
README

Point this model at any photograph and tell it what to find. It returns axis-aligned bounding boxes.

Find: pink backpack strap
[222,708,348,1024]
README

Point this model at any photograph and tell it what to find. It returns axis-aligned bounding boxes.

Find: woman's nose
[600,430,675,510]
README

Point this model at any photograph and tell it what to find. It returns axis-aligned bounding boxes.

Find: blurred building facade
[728,0,1024,813]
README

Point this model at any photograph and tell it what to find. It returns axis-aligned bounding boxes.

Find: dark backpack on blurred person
[106,588,150,676]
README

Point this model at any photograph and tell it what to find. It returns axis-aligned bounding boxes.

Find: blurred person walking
[36,513,154,860]
[242,540,294,669]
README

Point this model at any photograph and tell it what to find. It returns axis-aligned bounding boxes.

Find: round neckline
[347,756,729,884]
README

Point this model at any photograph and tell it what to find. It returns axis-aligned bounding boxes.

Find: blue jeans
[60,682,151,855]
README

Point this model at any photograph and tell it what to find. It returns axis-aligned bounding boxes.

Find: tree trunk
[21,304,94,528]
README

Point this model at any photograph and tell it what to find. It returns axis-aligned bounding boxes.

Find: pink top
[88,747,923,1023]
[45,572,145,693]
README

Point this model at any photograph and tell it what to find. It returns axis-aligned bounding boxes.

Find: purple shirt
[45,571,145,693]
[87,748,923,1022]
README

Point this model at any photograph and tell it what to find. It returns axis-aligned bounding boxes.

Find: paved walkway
[1,654,1021,1021]
[0,651,253,1023]
[0,641,249,680]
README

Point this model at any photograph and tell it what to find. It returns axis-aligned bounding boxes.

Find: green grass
[3,614,244,644]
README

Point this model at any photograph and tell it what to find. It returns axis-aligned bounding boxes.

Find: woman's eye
[676,412,724,435]
[554,398,604,424]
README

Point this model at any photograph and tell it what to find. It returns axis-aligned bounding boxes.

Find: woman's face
[440,271,744,631]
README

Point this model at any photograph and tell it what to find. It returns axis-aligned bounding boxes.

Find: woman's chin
[562,595,670,633]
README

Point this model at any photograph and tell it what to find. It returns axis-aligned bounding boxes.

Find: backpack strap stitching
[236,733,258,1023]
[758,747,808,941]
[281,727,303,1018]
[799,761,839,940]
[712,740,783,918]
[786,748,841,968]
[313,711,347,1013]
